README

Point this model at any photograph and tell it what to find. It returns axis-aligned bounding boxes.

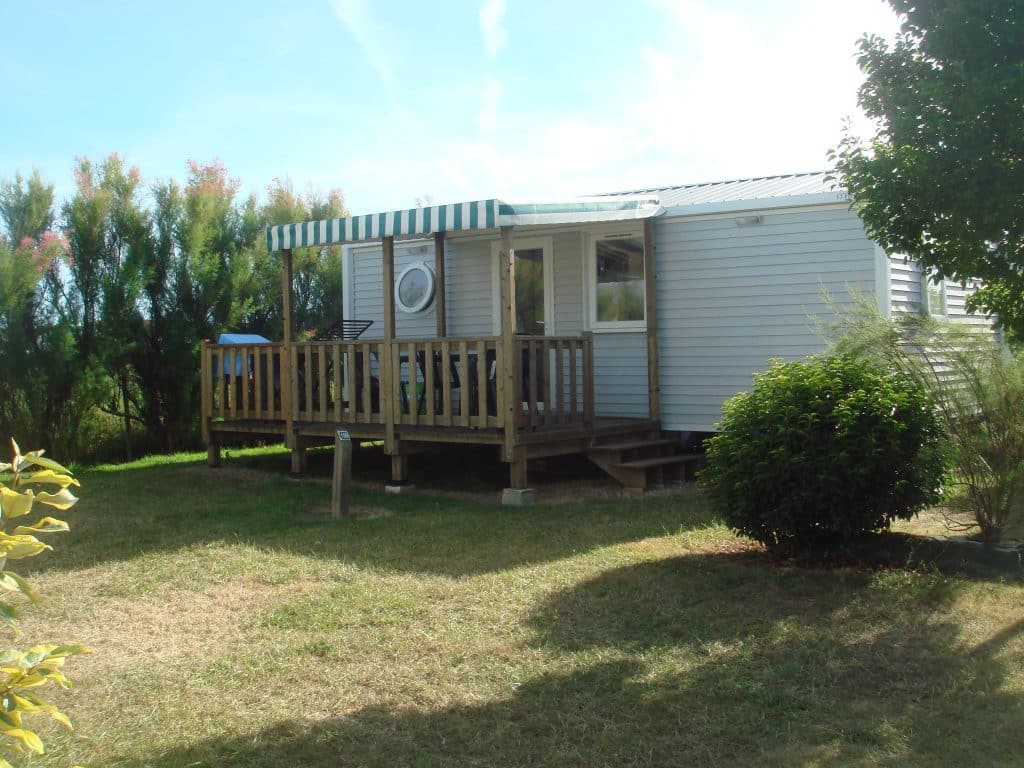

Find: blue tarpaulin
[214,334,272,377]
[218,333,271,345]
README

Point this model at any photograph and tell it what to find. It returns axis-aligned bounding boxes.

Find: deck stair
[586,432,704,492]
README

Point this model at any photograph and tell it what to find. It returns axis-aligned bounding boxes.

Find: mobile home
[200,171,986,499]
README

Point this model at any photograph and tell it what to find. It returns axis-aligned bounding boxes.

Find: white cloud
[478,76,502,133]
[480,0,508,59]
[631,0,902,179]
[330,0,395,84]
[310,0,903,212]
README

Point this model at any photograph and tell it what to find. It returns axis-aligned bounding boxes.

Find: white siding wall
[446,239,493,337]
[551,231,584,334]
[889,256,923,314]
[656,206,877,432]
[889,255,992,330]
[593,334,649,417]
[348,239,497,339]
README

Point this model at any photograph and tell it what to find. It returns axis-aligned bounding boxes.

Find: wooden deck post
[643,218,660,422]
[509,449,528,488]
[382,236,398,457]
[499,226,518,463]
[206,440,221,468]
[290,436,307,476]
[281,248,300,468]
[200,340,211,447]
[390,454,408,484]
[434,231,447,338]
[583,331,595,426]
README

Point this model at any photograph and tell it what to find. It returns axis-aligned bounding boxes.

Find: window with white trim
[590,233,646,330]
[922,271,947,316]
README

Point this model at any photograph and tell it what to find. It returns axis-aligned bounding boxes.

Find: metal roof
[266,172,845,251]
[594,171,840,209]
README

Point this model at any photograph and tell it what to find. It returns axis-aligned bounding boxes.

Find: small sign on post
[331,429,352,518]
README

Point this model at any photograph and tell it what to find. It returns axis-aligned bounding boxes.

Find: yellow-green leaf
[0,726,43,754]
[31,488,77,510]
[43,644,90,659]
[20,453,69,474]
[0,488,32,520]
[0,535,51,561]
[10,694,40,713]
[0,602,20,633]
[52,710,72,729]
[0,755,13,767]
[19,470,78,489]
[0,573,37,604]
[0,710,20,729]
[13,517,69,536]
[20,668,69,689]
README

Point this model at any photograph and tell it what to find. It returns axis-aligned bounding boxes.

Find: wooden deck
[200,334,661,486]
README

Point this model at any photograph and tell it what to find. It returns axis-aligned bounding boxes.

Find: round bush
[701,355,946,550]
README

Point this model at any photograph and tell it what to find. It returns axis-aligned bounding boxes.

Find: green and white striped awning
[265,196,659,251]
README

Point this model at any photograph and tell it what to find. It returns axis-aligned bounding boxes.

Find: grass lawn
[13,446,1024,767]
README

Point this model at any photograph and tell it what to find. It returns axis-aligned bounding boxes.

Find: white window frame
[395,261,436,314]
[585,225,647,333]
[922,270,948,317]
[490,235,554,335]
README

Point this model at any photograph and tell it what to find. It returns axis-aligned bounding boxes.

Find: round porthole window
[395,262,436,314]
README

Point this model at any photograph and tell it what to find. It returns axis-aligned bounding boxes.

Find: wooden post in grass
[331,429,352,518]
[499,225,517,464]
[282,247,301,472]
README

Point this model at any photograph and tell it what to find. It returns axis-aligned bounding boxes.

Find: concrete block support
[501,488,536,506]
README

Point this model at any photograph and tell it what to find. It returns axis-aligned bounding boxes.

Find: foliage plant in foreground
[701,355,946,551]
[0,439,87,765]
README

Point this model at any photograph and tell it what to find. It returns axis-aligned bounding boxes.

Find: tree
[1,157,350,460]
[833,0,1024,336]
[260,179,348,338]
[0,173,94,456]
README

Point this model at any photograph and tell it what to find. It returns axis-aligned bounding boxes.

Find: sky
[0,0,902,216]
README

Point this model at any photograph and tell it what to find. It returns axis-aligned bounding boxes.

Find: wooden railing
[290,341,383,424]
[515,334,594,428]
[389,337,503,429]
[201,332,594,435]
[201,342,286,424]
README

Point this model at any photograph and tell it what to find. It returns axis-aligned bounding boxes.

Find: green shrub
[701,355,946,551]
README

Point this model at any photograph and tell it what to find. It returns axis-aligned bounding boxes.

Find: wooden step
[613,453,704,470]
[588,437,678,453]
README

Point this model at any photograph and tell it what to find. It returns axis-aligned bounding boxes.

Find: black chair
[303,319,376,415]
[314,318,374,341]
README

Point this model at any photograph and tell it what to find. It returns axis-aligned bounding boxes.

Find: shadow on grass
[33,449,707,578]
[111,553,1024,767]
